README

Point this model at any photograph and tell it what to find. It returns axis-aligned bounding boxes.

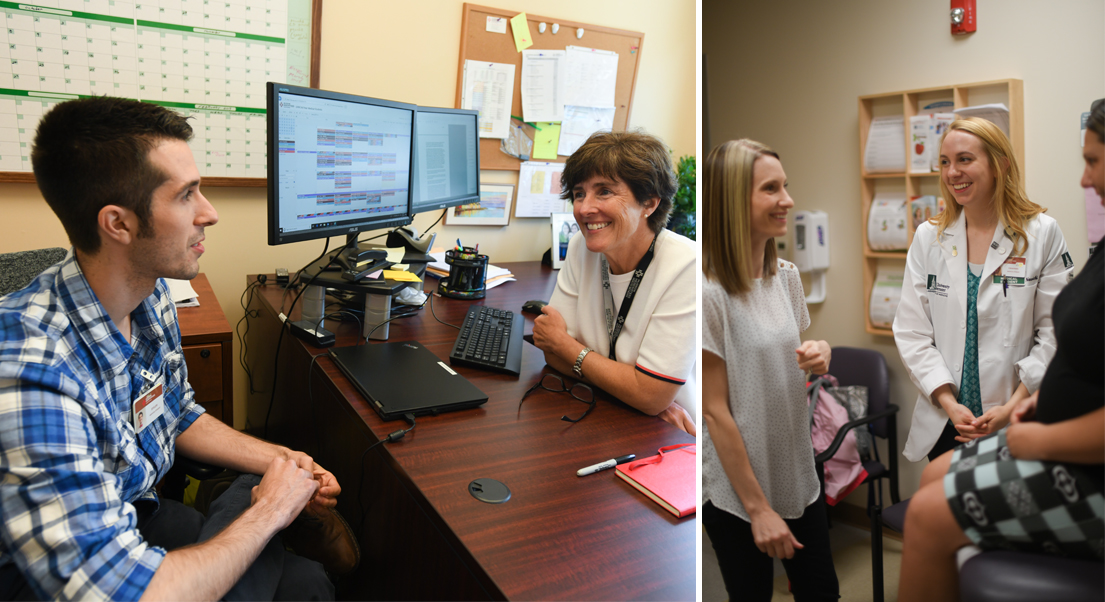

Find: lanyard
[600,233,658,360]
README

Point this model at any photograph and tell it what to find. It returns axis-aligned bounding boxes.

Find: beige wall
[704,0,1104,504]
[0,0,695,429]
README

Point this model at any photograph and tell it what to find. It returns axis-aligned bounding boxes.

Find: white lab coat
[893,212,1072,461]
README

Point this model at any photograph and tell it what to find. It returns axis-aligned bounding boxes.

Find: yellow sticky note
[383,270,422,283]
[510,13,533,52]
[384,248,405,264]
[532,122,561,160]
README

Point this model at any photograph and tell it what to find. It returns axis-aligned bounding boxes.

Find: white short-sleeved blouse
[702,260,821,520]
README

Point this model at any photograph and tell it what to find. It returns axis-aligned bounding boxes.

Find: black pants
[928,420,961,461]
[703,499,839,602]
[0,475,333,601]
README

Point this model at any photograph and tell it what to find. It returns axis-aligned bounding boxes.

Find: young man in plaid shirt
[0,97,356,601]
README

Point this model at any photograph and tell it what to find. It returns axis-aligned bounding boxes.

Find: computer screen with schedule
[267,82,415,246]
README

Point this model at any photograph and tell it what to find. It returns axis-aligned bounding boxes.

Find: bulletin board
[455,3,644,171]
[0,0,322,188]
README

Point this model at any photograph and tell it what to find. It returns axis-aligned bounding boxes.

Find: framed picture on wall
[445,184,514,226]
[550,212,581,270]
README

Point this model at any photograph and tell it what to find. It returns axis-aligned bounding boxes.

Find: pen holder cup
[439,248,488,300]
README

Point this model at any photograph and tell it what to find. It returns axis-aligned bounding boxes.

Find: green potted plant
[667,155,696,240]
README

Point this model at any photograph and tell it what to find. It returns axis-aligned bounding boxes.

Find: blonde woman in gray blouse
[702,139,839,601]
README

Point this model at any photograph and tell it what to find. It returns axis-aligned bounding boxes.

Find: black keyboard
[449,305,524,376]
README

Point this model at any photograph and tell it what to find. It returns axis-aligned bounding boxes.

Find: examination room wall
[0,0,696,429]
[703,0,1105,505]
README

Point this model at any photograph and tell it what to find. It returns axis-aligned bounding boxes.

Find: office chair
[810,346,900,602]
[0,247,67,296]
[958,549,1104,601]
[0,246,224,507]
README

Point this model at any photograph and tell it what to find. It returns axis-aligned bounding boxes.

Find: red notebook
[615,443,696,518]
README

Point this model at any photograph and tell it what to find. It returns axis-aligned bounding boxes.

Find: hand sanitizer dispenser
[792,211,829,303]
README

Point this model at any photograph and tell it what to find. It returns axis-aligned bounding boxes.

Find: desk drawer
[183,343,223,403]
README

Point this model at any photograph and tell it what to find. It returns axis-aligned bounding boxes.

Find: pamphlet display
[867,193,909,251]
[869,266,904,329]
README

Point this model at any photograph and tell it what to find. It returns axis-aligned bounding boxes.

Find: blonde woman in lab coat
[894,117,1072,462]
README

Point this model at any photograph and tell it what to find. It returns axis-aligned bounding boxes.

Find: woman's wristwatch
[573,347,593,378]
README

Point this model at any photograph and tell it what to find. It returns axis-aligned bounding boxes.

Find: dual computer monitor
[266,82,480,246]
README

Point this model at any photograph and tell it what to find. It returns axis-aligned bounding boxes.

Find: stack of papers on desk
[164,278,199,307]
[425,251,515,290]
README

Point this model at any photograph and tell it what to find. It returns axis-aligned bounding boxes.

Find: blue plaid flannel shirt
[0,251,205,601]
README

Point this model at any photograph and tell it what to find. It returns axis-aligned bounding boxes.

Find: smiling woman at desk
[532,131,697,434]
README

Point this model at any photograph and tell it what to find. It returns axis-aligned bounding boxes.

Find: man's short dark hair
[31,97,193,254]
[559,130,677,234]
[1090,99,1104,145]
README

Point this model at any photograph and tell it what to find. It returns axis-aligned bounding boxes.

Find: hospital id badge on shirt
[133,383,165,434]
[993,256,1026,285]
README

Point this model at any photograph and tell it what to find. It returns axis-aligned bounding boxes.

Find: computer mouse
[521,300,548,315]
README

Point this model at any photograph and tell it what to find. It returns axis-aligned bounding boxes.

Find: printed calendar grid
[0,0,312,179]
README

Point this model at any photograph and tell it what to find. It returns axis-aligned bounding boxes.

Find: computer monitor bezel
[411,105,481,214]
[267,82,416,246]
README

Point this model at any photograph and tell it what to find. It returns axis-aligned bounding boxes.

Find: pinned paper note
[516,161,570,217]
[462,60,516,139]
[532,122,561,160]
[486,16,507,34]
[521,49,566,122]
[510,13,533,52]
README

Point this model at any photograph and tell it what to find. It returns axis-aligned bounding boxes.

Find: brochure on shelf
[909,195,942,229]
[864,116,906,173]
[929,113,956,171]
[910,116,931,174]
[867,193,909,251]
[869,266,904,329]
[953,103,1010,137]
[910,113,956,173]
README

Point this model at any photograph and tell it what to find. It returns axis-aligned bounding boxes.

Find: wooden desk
[243,263,694,601]
[177,273,233,427]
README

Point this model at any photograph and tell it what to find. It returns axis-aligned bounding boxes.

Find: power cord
[235,278,264,393]
[422,208,446,234]
[313,310,365,345]
[357,412,416,537]
[265,237,355,439]
[428,291,461,330]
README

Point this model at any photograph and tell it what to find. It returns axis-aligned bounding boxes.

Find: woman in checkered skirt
[897,99,1105,602]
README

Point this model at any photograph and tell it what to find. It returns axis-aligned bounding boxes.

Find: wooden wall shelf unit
[858,79,1024,336]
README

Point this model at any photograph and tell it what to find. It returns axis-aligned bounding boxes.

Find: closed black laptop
[328,341,488,421]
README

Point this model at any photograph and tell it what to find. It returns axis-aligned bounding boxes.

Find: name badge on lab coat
[993,257,1026,285]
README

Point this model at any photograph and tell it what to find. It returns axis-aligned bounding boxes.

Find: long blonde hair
[703,139,779,295]
[933,117,1043,256]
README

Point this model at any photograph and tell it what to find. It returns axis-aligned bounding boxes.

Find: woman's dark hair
[559,130,677,234]
[31,96,194,254]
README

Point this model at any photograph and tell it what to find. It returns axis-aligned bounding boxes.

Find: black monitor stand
[300,234,409,341]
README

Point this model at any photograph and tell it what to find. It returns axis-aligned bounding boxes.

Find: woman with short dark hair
[532,130,697,433]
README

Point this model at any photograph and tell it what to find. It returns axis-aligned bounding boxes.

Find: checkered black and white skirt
[944,430,1104,560]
